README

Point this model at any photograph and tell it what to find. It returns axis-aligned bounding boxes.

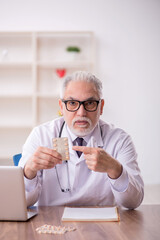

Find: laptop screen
[0,166,37,221]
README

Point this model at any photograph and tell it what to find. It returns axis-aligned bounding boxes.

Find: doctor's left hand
[72,146,122,179]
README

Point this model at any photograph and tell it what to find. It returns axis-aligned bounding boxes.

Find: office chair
[13,153,22,166]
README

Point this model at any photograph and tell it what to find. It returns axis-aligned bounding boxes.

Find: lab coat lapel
[86,123,104,148]
[60,122,104,164]
[76,123,104,163]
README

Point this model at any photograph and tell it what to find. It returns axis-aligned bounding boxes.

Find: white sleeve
[109,167,129,192]
[24,171,43,207]
[108,133,144,209]
[18,127,43,207]
[18,118,63,207]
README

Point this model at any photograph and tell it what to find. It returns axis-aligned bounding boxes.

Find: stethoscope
[55,121,103,193]
[59,121,65,138]
[55,121,70,193]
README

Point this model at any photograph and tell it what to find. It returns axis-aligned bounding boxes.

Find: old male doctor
[19,71,144,209]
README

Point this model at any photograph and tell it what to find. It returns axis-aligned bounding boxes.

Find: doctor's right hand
[24,146,62,179]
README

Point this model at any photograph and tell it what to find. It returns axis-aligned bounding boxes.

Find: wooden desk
[0,205,160,240]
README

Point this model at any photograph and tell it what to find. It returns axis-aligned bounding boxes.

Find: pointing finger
[72,146,93,154]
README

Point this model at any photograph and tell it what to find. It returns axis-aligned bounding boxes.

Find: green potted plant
[66,46,81,52]
[66,46,81,61]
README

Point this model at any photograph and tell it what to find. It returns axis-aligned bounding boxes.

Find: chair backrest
[13,153,22,166]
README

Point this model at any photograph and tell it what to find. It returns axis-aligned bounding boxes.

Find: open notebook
[0,166,38,221]
[62,207,120,222]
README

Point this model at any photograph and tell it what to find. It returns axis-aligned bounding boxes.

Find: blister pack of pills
[52,137,70,161]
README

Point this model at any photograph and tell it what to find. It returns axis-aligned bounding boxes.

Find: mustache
[72,117,92,126]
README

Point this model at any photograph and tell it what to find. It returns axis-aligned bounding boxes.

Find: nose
[76,103,87,116]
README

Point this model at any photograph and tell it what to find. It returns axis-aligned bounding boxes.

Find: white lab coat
[19,117,144,209]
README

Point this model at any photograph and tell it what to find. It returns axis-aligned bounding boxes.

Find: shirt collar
[66,126,78,142]
[65,121,104,148]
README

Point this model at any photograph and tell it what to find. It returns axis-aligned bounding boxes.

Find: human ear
[58,99,63,115]
[100,99,105,115]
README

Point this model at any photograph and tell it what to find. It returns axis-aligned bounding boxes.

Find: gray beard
[70,117,96,137]
[69,125,94,137]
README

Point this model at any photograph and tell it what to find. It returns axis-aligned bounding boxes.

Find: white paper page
[62,207,119,221]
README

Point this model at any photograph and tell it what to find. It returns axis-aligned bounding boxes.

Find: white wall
[0,0,160,184]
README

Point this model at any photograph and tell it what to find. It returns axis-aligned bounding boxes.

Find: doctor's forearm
[111,172,144,209]
[107,159,123,179]
[24,163,37,180]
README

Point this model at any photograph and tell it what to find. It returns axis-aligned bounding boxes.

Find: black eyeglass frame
[62,99,101,112]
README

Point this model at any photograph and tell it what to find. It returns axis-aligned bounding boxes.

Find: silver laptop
[0,166,38,221]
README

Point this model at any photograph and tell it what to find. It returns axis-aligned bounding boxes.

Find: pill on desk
[52,137,70,161]
[36,224,76,235]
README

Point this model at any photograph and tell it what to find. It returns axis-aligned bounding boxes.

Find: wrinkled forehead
[64,80,100,99]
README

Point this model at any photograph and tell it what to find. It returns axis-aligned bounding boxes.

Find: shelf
[0,65,32,96]
[0,158,14,166]
[0,128,31,161]
[0,124,33,129]
[0,31,95,163]
[0,62,32,67]
[0,97,33,126]
[37,98,60,124]
[37,67,62,96]
[36,32,94,64]
[37,61,94,68]
[0,94,32,98]
[0,33,33,63]
[36,93,60,98]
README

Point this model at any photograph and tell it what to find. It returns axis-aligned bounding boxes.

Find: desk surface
[0,205,160,240]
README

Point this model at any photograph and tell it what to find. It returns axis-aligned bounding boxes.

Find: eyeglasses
[62,99,101,112]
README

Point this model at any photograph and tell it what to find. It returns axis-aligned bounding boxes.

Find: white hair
[60,71,103,99]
